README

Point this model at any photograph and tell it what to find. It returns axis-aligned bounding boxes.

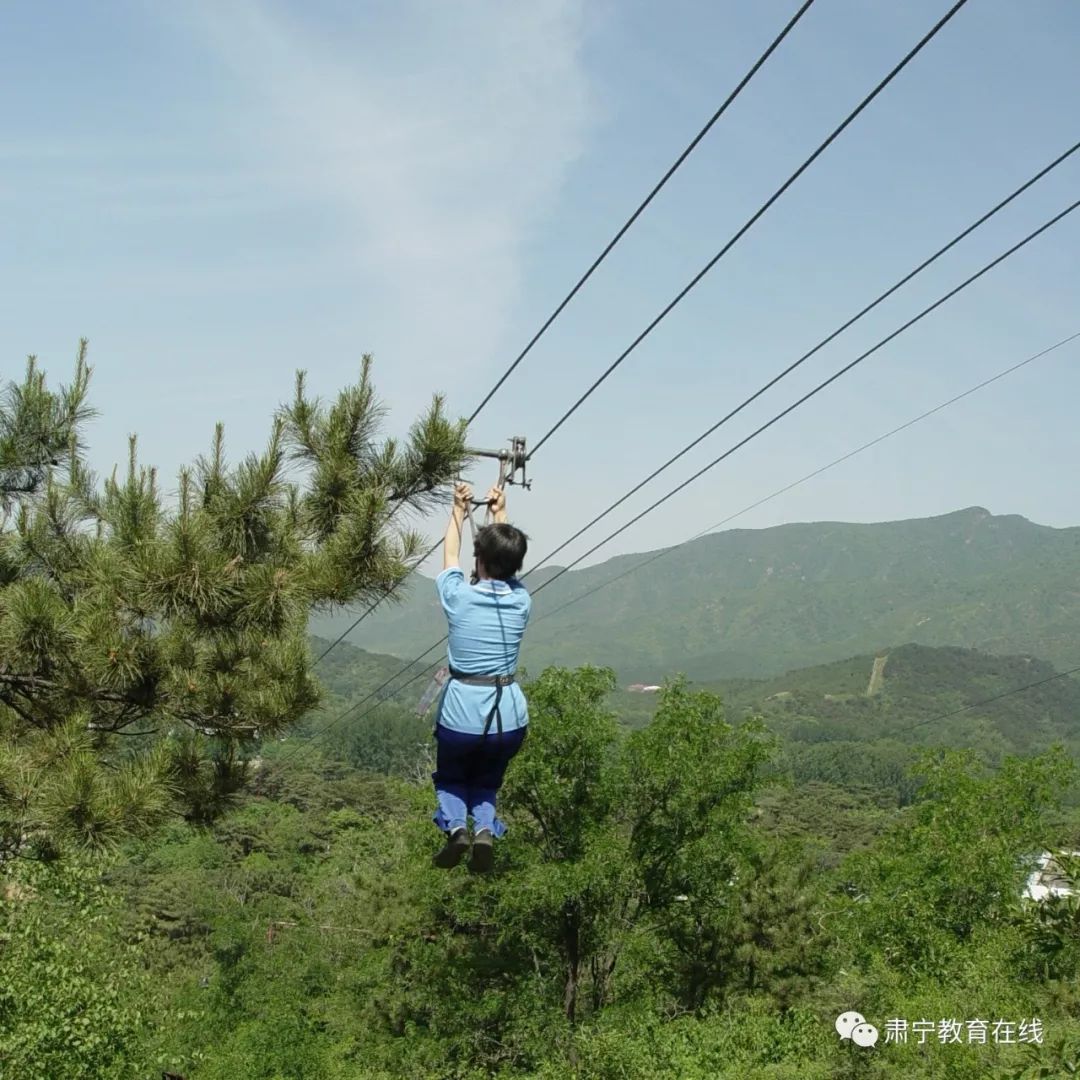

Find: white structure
[1023,851,1080,901]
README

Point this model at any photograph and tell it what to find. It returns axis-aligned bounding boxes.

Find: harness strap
[455,480,484,585]
[462,498,478,547]
[448,668,516,737]
[447,670,516,687]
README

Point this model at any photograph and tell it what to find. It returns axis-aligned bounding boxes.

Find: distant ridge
[310,508,1080,681]
[705,642,1080,759]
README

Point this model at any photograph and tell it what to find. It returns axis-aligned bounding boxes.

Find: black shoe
[468,829,494,873]
[433,828,469,869]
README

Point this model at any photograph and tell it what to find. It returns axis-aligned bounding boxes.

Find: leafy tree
[1014,852,1080,982]
[0,856,151,1080]
[840,748,1075,979]
[500,665,630,1027]
[503,673,778,1022]
[346,668,778,1077]
[0,347,468,858]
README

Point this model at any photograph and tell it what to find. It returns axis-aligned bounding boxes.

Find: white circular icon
[852,1023,879,1048]
[835,1011,865,1040]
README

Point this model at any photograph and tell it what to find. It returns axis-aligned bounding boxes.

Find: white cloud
[170,0,596,387]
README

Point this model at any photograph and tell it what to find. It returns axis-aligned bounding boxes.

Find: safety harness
[447,668,517,736]
[438,500,517,737]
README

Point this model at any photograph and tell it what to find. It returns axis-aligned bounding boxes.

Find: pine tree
[0,342,93,515]
[0,344,469,859]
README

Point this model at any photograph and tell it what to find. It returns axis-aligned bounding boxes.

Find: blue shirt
[435,567,531,734]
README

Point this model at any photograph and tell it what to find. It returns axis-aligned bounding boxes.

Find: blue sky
[3,0,1079,575]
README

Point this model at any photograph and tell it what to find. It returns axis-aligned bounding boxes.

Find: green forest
[3,355,1080,1079]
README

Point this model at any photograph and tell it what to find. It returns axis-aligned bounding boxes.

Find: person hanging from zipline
[431,481,530,872]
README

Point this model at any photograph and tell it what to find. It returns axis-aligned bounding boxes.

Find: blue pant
[432,724,527,838]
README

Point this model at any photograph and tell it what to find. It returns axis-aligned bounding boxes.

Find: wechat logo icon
[836,1011,879,1048]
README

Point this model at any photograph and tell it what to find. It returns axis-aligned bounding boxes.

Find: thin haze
[2,0,1079,577]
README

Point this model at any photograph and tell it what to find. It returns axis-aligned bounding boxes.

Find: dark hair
[474,523,528,581]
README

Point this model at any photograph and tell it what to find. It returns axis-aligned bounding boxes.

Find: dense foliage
[4,662,1080,1077]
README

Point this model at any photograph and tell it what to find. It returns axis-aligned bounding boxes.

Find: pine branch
[0,688,45,729]
[0,341,96,510]
[3,344,466,847]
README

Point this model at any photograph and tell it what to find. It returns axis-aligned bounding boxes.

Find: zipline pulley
[464,435,530,503]
[455,436,529,582]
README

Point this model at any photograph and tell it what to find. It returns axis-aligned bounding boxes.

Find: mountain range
[309,507,1080,682]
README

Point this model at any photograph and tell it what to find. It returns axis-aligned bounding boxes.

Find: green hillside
[305,635,417,714]
[312,506,1080,680]
[276,637,436,776]
[299,637,1080,806]
[616,642,1080,755]
[614,643,1080,867]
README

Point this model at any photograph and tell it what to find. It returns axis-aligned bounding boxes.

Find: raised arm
[444,482,471,570]
[485,486,508,524]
